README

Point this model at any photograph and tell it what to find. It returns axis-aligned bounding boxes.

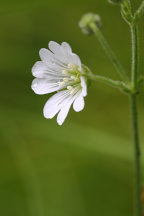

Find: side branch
[85,74,129,92]
[89,22,129,82]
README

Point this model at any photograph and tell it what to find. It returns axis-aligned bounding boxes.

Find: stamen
[67,86,75,95]
[62,70,69,75]
[67,86,73,90]
[68,63,76,70]
[59,81,65,86]
[63,77,69,82]
[71,76,77,80]
[70,89,75,95]
[68,63,73,69]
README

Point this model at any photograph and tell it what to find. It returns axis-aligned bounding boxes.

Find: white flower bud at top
[79,13,101,35]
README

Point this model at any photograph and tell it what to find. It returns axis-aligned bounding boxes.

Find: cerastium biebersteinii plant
[31,0,144,215]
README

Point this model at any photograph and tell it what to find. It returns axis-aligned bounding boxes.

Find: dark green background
[0,0,144,215]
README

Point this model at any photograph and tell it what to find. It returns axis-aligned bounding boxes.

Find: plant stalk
[89,22,129,82]
[131,25,138,91]
[86,74,128,91]
[130,94,142,216]
[130,17,142,216]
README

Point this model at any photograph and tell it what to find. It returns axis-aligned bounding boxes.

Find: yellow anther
[63,77,69,82]
[70,89,75,95]
[59,81,65,86]
[68,63,75,70]
[71,76,77,80]
[67,86,75,95]
[67,86,73,90]
[62,70,68,75]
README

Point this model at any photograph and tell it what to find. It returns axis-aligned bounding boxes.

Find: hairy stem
[130,17,142,216]
[131,25,138,91]
[86,74,128,91]
[130,94,142,216]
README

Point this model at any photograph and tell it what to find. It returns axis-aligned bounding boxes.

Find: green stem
[131,25,138,91]
[130,18,142,216]
[130,94,142,216]
[86,74,128,91]
[89,22,129,82]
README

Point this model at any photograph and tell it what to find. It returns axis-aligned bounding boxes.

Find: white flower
[31,41,87,125]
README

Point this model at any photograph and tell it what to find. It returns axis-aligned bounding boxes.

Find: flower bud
[79,13,101,35]
[108,0,123,4]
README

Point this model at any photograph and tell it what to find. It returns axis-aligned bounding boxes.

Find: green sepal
[82,64,92,87]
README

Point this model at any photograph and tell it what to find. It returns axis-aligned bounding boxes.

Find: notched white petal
[31,78,60,95]
[32,61,48,78]
[68,53,82,68]
[39,48,54,63]
[57,99,73,126]
[48,41,61,54]
[44,90,71,121]
[43,91,65,119]
[61,42,72,54]
[73,94,85,112]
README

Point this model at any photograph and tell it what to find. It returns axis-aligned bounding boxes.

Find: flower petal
[32,61,48,78]
[73,94,85,112]
[48,41,82,68]
[32,61,65,79]
[48,41,61,54]
[43,91,67,119]
[80,76,87,97]
[48,42,69,65]
[43,90,70,119]
[31,78,60,95]
[39,48,52,63]
[57,97,74,126]
[68,53,82,68]
[61,42,72,54]
[39,47,66,70]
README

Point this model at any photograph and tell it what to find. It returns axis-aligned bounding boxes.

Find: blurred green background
[0,0,144,215]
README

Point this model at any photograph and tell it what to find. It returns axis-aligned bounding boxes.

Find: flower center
[58,63,82,93]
